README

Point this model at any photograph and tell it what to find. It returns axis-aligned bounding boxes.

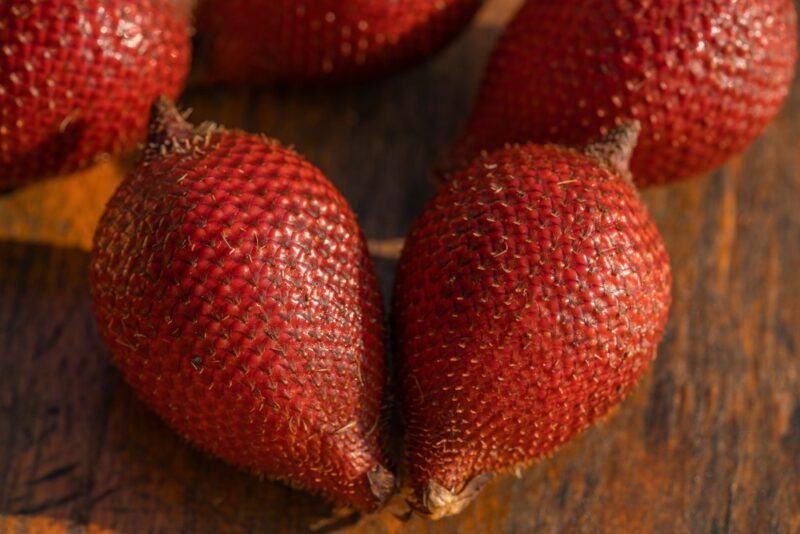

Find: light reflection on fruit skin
[0,0,191,188]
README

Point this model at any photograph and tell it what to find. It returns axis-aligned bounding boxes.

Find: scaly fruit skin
[394,125,671,518]
[0,0,191,189]
[445,0,798,186]
[195,0,483,84]
[89,99,393,511]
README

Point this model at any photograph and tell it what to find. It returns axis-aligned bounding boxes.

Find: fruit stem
[146,96,195,153]
[581,120,641,183]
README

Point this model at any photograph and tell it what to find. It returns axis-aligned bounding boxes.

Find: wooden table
[2,1,799,531]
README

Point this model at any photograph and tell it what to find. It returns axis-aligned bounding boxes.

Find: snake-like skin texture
[89,100,393,511]
[195,0,483,83]
[445,0,797,186]
[394,142,671,517]
[0,0,191,188]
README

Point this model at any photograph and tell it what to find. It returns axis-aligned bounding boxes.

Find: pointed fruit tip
[146,96,194,150]
[367,464,396,508]
[419,473,494,520]
[582,119,641,182]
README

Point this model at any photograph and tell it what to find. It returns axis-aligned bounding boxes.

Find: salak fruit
[444,0,798,186]
[194,0,484,83]
[394,122,672,519]
[89,98,394,511]
[0,0,191,189]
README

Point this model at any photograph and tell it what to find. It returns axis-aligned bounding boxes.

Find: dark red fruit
[394,123,671,518]
[0,0,191,189]
[194,0,483,84]
[89,98,394,511]
[445,0,798,186]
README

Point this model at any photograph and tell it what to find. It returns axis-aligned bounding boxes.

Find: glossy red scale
[89,99,393,512]
[195,0,484,83]
[0,0,191,188]
[445,0,797,186]
[394,124,672,518]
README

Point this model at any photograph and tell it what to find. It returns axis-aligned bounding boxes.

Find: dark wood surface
[2,1,800,531]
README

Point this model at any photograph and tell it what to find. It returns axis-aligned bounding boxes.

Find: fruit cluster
[2,0,796,521]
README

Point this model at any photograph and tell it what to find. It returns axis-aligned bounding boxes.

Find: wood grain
[2,0,799,531]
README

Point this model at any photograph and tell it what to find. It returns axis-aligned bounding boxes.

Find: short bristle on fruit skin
[444,0,798,186]
[194,0,484,84]
[0,0,191,189]
[89,98,394,512]
[394,123,672,519]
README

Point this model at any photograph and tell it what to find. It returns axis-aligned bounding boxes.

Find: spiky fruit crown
[194,0,483,84]
[444,0,798,186]
[0,0,192,188]
[89,98,394,512]
[394,123,672,519]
